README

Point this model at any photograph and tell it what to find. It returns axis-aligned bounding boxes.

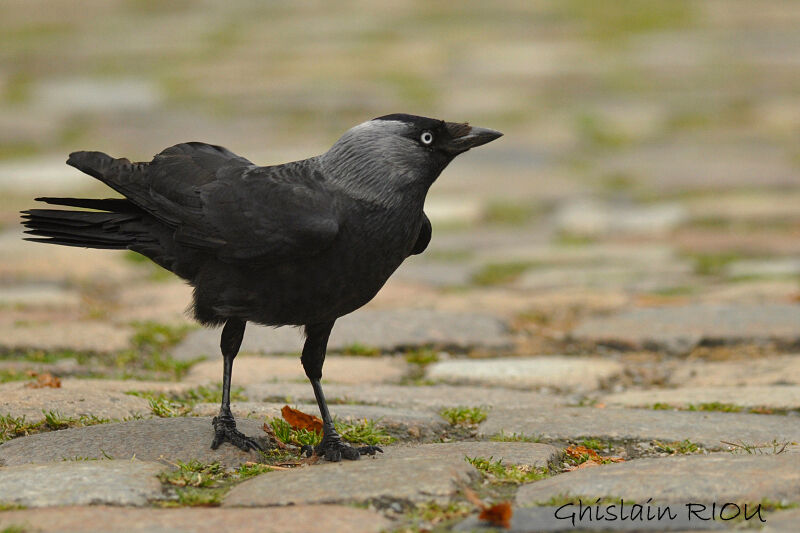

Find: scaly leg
[210,318,264,452]
[301,321,382,462]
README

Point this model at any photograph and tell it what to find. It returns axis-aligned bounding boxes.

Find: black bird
[21,114,502,461]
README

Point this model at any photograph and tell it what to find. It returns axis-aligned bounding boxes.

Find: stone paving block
[516,454,800,506]
[60,378,196,395]
[184,355,408,385]
[0,282,81,307]
[191,402,447,440]
[0,505,390,533]
[426,356,623,392]
[553,199,686,237]
[0,417,268,467]
[395,259,477,287]
[726,258,800,279]
[245,382,557,411]
[601,386,800,410]
[0,230,140,282]
[763,508,800,532]
[571,304,800,354]
[516,264,696,292]
[668,356,800,387]
[456,506,724,532]
[0,381,151,422]
[172,309,511,360]
[599,141,798,192]
[0,320,133,353]
[225,442,557,507]
[478,407,800,450]
[0,460,165,507]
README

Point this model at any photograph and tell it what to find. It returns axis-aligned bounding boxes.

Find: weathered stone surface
[0,230,140,282]
[473,243,677,268]
[0,417,268,467]
[726,258,800,279]
[599,141,798,192]
[245,382,557,410]
[435,441,562,467]
[0,282,81,307]
[225,442,557,507]
[764,508,800,532]
[0,381,151,421]
[424,195,485,226]
[601,386,800,410]
[395,259,477,287]
[225,444,471,506]
[668,356,800,387]
[33,78,163,113]
[191,402,447,440]
[184,355,407,385]
[61,378,196,395]
[0,505,390,533]
[553,199,686,237]
[115,281,195,324]
[456,506,724,532]
[479,407,800,450]
[173,309,511,360]
[426,356,623,391]
[517,264,695,292]
[517,454,800,505]
[0,461,165,507]
[0,320,133,353]
[571,304,800,353]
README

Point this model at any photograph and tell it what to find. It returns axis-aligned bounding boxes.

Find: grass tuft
[267,416,394,448]
[490,431,543,443]
[467,456,550,484]
[440,406,488,426]
[472,262,534,286]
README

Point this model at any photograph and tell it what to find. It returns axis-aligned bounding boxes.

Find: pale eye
[420,131,434,145]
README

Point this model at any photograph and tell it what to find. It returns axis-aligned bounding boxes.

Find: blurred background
[1,0,799,362]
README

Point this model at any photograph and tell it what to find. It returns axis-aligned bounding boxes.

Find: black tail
[21,197,149,250]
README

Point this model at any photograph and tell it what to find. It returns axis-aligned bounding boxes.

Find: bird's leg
[210,318,263,452]
[301,321,383,462]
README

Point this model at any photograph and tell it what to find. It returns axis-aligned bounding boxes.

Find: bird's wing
[410,212,431,255]
[73,142,340,264]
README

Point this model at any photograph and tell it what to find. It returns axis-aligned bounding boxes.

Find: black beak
[445,125,503,154]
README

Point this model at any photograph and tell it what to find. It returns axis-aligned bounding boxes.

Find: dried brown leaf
[281,405,323,433]
[479,502,513,529]
[565,445,600,461]
[26,373,61,389]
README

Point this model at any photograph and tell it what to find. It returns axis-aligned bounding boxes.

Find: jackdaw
[21,113,502,461]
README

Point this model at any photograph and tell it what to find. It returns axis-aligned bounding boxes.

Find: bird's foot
[211,415,264,452]
[301,424,383,462]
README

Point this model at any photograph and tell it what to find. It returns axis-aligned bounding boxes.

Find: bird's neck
[317,153,432,211]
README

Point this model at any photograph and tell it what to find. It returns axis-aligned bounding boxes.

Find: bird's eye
[420,131,434,145]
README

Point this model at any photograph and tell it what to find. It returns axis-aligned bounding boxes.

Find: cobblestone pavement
[1,1,799,532]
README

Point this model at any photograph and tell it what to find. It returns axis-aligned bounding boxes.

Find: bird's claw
[302,430,383,462]
[211,415,264,452]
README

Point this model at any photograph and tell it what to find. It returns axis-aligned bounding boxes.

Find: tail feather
[35,196,139,213]
[21,201,151,250]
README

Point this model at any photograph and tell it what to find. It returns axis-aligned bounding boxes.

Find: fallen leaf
[565,459,601,471]
[479,502,513,529]
[281,405,323,433]
[565,445,600,461]
[26,373,61,389]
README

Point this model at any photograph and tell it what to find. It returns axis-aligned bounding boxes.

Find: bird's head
[321,114,502,203]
